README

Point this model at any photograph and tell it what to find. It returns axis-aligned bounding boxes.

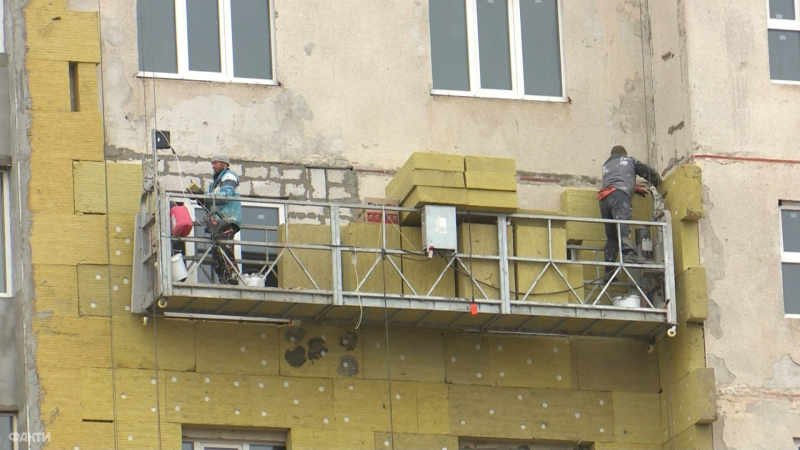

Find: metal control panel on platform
[421,205,457,252]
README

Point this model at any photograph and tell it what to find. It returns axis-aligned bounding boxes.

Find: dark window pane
[231,0,273,79]
[769,30,800,82]
[0,416,12,450]
[187,0,222,73]
[782,209,800,252]
[783,263,800,314]
[520,0,563,97]
[182,442,194,450]
[242,206,279,226]
[250,446,286,450]
[0,178,6,294]
[770,0,796,19]
[137,0,178,73]
[429,0,471,91]
[476,0,512,90]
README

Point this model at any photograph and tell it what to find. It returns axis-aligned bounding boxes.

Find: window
[182,201,283,286]
[0,414,14,450]
[0,172,10,296]
[137,0,276,84]
[428,0,565,101]
[768,0,800,83]
[780,202,800,315]
[182,428,286,450]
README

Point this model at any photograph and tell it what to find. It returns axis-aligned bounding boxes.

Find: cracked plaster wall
[699,160,800,450]
[681,0,800,448]
[98,0,655,205]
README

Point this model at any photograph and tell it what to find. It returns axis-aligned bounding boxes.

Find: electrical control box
[421,205,457,253]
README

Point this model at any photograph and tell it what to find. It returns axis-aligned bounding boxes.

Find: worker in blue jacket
[204,153,242,284]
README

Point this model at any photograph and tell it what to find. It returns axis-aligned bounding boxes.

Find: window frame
[183,200,285,284]
[0,172,11,297]
[767,0,800,85]
[429,0,568,103]
[780,202,800,317]
[138,0,278,85]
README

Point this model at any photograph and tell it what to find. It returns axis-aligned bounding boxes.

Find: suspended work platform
[132,191,677,340]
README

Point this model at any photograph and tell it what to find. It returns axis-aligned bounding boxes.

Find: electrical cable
[380,250,396,450]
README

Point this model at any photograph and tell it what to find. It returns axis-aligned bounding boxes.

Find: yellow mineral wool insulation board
[25,10,101,62]
[77,264,113,317]
[194,322,279,376]
[112,315,196,371]
[80,316,112,368]
[361,327,445,382]
[443,333,492,386]
[80,367,113,421]
[487,335,573,389]
[374,433,459,450]
[31,213,109,265]
[399,227,456,297]
[385,169,465,202]
[79,421,115,450]
[26,59,72,111]
[107,162,145,214]
[560,189,653,243]
[277,223,332,290]
[657,322,705,389]
[449,385,533,439]
[464,155,517,174]
[30,112,104,161]
[333,379,418,432]
[612,392,662,445]
[513,215,570,304]
[416,383,450,435]
[30,157,76,214]
[567,263,585,303]
[166,372,253,426]
[661,164,704,222]
[396,152,465,179]
[662,424,713,450]
[114,369,168,423]
[289,429,374,450]
[595,444,661,450]
[672,219,700,274]
[574,337,659,393]
[464,171,517,191]
[676,267,709,324]
[278,326,363,379]
[663,368,717,436]
[117,421,181,450]
[33,264,78,315]
[466,189,519,212]
[401,186,469,209]
[248,376,335,429]
[529,388,615,442]
[341,223,402,295]
[456,223,514,300]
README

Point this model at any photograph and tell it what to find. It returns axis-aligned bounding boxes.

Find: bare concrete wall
[99,0,656,187]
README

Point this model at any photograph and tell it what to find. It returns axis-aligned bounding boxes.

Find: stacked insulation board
[385,152,518,222]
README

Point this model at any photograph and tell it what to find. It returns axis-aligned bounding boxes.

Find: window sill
[136,71,279,86]
[430,89,568,103]
[771,79,800,86]
[785,313,800,319]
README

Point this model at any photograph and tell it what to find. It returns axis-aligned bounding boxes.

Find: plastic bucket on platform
[171,253,188,282]
[239,273,266,287]
[612,294,641,308]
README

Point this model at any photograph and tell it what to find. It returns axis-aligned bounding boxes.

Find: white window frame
[0,172,11,297]
[767,0,800,85]
[138,0,278,86]
[780,202,800,317]
[183,200,285,284]
[430,0,567,103]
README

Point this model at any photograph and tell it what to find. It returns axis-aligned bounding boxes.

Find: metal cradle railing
[131,190,677,338]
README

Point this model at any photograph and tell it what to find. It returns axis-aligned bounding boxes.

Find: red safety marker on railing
[470,303,478,315]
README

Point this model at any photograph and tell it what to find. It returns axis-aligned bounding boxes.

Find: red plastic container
[170,205,193,237]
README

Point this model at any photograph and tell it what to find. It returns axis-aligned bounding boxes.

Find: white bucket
[239,273,266,287]
[612,294,641,308]
[171,253,188,282]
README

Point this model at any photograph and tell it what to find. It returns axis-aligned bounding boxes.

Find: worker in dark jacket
[598,145,660,273]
